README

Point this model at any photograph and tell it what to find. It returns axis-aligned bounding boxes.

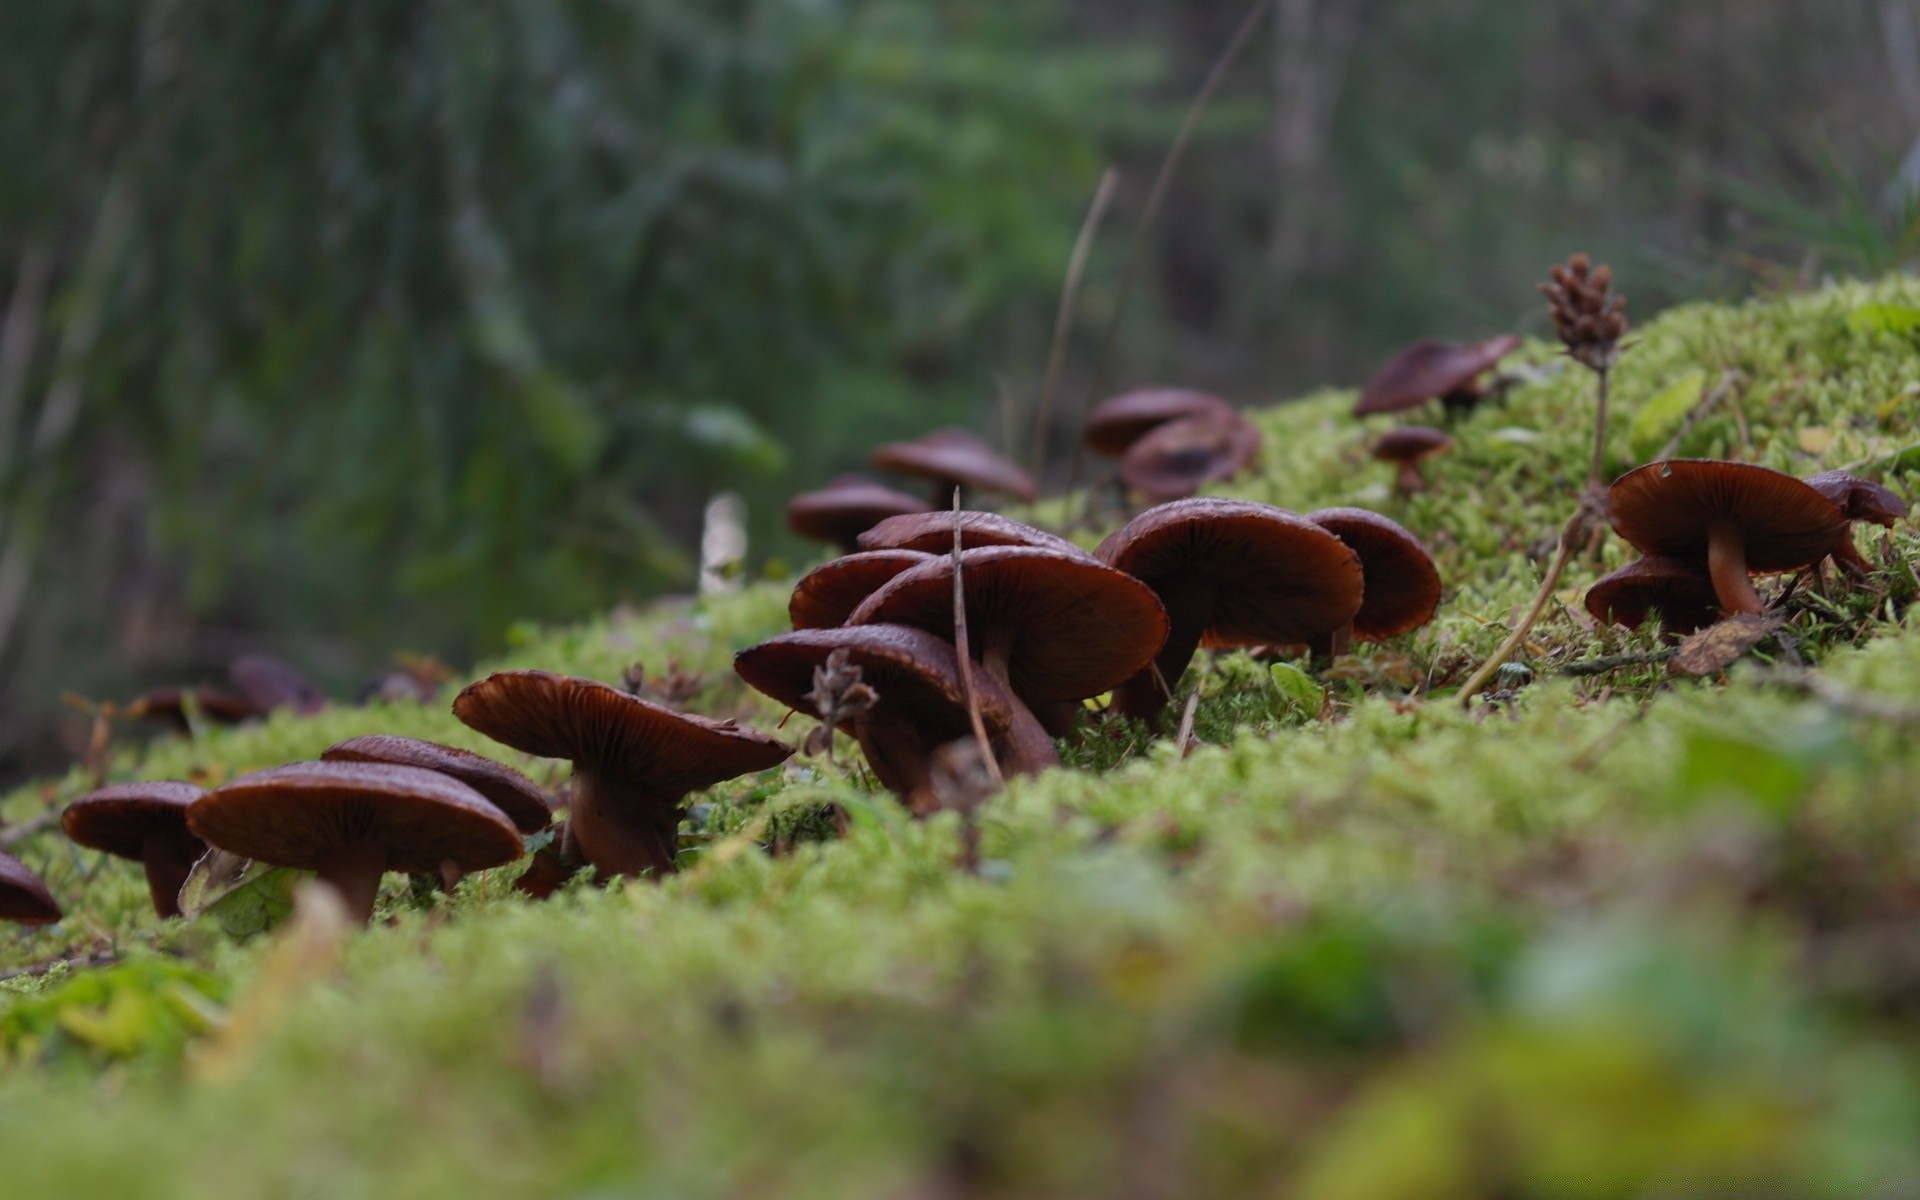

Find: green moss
[4,277,1920,1196]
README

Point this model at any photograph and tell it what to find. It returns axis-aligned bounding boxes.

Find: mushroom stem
[1830,530,1874,577]
[977,640,1061,776]
[1706,518,1765,616]
[140,836,201,920]
[568,768,681,881]
[1309,621,1353,664]
[1395,461,1427,494]
[1113,574,1216,721]
[311,839,391,925]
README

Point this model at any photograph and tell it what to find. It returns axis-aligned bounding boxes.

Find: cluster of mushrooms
[1354,334,1519,492]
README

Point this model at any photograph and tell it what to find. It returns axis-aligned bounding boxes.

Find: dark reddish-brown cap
[785,474,929,550]
[1607,460,1847,572]
[847,547,1168,703]
[1306,508,1443,640]
[61,780,207,861]
[855,510,1088,557]
[1084,388,1235,457]
[187,761,523,874]
[321,735,553,833]
[0,852,62,924]
[1804,470,1907,527]
[1119,411,1262,502]
[1371,426,1453,466]
[1584,556,1722,635]
[870,429,1037,501]
[128,686,257,729]
[453,670,792,798]
[1096,498,1364,649]
[229,654,326,716]
[735,624,1014,740]
[789,550,935,630]
[1353,334,1520,416]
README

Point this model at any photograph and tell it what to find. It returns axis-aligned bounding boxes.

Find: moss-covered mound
[4,277,1920,1197]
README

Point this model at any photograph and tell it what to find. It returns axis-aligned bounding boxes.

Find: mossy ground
[4,276,1920,1197]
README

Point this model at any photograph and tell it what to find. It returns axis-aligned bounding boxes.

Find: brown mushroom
[453,670,792,880]
[228,654,327,716]
[1305,508,1443,657]
[125,686,257,733]
[1607,460,1847,616]
[61,780,208,918]
[1354,334,1520,417]
[1096,499,1363,720]
[321,735,553,834]
[736,624,1036,798]
[855,510,1088,557]
[871,428,1038,505]
[1371,426,1453,494]
[786,474,930,554]
[846,546,1167,756]
[1584,556,1722,636]
[790,550,937,630]
[1119,410,1263,502]
[0,852,62,925]
[186,761,523,924]
[1084,388,1236,458]
[1805,469,1908,575]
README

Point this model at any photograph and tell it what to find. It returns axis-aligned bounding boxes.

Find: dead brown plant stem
[1587,367,1611,493]
[1065,0,1275,506]
[1173,686,1202,758]
[1456,514,1581,706]
[950,489,1005,786]
[1030,167,1119,481]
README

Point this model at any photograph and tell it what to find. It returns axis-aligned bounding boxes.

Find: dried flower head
[802,648,878,760]
[1540,252,1628,372]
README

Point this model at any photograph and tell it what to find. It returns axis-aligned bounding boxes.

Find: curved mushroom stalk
[569,769,682,880]
[1112,574,1215,721]
[311,840,393,926]
[142,835,204,920]
[1705,518,1765,616]
[973,641,1062,776]
[1829,532,1875,577]
[1308,621,1353,664]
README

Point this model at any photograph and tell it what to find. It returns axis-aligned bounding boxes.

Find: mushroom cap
[870,429,1037,501]
[1607,460,1847,572]
[1353,334,1520,416]
[1096,498,1364,649]
[789,550,936,630]
[855,511,1088,557]
[1370,426,1453,464]
[734,624,1015,740]
[846,546,1168,703]
[453,670,792,797]
[1584,555,1722,634]
[1118,411,1262,502]
[321,735,553,833]
[1804,470,1907,527]
[0,852,61,924]
[785,474,929,548]
[186,761,523,875]
[1305,507,1443,640]
[129,686,257,727]
[61,780,207,861]
[228,654,326,716]
[1084,388,1235,457]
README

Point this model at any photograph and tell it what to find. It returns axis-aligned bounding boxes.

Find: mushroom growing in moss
[1804,469,1908,576]
[0,852,62,925]
[870,429,1037,506]
[1304,508,1442,658]
[1584,556,1722,636]
[62,781,208,918]
[1084,388,1235,458]
[320,735,553,834]
[1371,427,1453,494]
[1353,335,1519,418]
[1118,410,1262,502]
[786,474,929,554]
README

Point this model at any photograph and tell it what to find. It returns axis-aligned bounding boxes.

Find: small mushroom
[1084,388,1236,458]
[1371,426,1453,494]
[228,654,327,716]
[736,624,1033,799]
[1096,499,1363,720]
[1354,334,1520,417]
[320,735,553,834]
[453,670,792,880]
[125,686,256,733]
[870,429,1038,506]
[1119,410,1262,502]
[61,781,208,918]
[1607,460,1847,616]
[1584,556,1722,636]
[1804,469,1908,575]
[0,852,62,925]
[855,510,1088,557]
[1305,508,1443,658]
[790,550,936,630]
[187,761,523,924]
[786,474,930,554]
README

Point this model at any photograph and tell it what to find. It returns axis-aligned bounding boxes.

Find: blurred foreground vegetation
[1,277,1919,1194]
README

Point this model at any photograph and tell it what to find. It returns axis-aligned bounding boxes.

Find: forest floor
[4,275,1920,1197]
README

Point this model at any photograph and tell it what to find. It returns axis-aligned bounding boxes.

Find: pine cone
[1540,253,1628,371]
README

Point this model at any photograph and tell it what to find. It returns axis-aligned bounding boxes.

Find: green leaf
[1269,663,1325,715]
[681,405,788,475]
[1848,303,1920,335]
[1628,369,1708,460]
[180,851,302,938]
